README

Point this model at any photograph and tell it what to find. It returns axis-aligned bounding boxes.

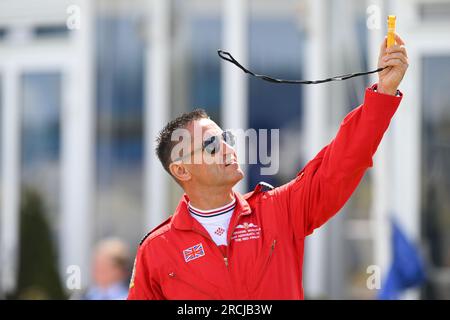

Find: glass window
[33,25,69,39]
[21,72,62,233]
[419,3,450,22]
[189,16,222,123]
[422,55,450,299]
[95,13,145,245]
[0,27,7,41]
[248,18,304,189]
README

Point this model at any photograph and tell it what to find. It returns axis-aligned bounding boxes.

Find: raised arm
[274,34,408,237]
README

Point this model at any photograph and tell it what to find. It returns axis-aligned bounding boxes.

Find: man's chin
[229,169,244,185]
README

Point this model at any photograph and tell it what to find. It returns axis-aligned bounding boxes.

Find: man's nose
[221,139,235,155]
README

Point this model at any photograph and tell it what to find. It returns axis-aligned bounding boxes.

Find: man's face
[175,118,244,188]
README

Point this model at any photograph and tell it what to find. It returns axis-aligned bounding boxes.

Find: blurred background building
[0,0,449,299]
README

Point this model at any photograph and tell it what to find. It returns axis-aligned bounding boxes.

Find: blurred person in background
[79,238,131,300]
[128,34,408,299]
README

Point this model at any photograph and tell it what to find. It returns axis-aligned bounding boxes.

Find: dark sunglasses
[174,130,236,161]
[204,130,236,155]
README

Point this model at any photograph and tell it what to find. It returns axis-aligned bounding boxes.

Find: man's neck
[186,187,235,211]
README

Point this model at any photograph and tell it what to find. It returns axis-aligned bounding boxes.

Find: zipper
[168,271,217,299]
[270,239,276,253]
[186,224,234,296]
[267,239,276,263]
[191,210,247,268]
[252,239,277,290]
[191,226,230,268]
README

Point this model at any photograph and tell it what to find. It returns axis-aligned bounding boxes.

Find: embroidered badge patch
[183,243,205,263]
[232,223,261,242]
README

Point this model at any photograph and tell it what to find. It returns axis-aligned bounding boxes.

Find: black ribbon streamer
[218,50,387,85]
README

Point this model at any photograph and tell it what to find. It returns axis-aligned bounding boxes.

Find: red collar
[172,191,252,231]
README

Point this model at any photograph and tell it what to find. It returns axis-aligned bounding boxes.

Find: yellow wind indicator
[387,15,396,48]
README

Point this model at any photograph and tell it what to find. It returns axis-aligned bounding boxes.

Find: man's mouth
[224,158,237,166]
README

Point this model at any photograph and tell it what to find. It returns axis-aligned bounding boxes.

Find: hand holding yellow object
[377,23,409,96]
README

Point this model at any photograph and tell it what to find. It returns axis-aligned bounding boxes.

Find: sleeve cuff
[370,83,403,97]
[364,83,403,121]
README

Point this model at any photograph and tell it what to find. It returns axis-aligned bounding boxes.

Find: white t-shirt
[188,198,236,246]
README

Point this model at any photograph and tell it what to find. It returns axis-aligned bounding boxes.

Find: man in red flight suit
[128,34,409,299]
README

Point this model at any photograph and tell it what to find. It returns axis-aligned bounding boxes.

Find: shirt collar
[172,191,252,231]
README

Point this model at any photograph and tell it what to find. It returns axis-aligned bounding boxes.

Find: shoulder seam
[139,216,172,246]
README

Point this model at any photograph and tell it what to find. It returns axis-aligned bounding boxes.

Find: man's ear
[169,162,191,182]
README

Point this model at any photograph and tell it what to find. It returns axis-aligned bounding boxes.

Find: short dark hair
[156,108,209,176]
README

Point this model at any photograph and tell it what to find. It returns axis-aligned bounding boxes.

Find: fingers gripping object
[218,16,397,85]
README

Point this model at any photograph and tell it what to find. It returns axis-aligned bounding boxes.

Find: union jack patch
[183,243,205,263]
